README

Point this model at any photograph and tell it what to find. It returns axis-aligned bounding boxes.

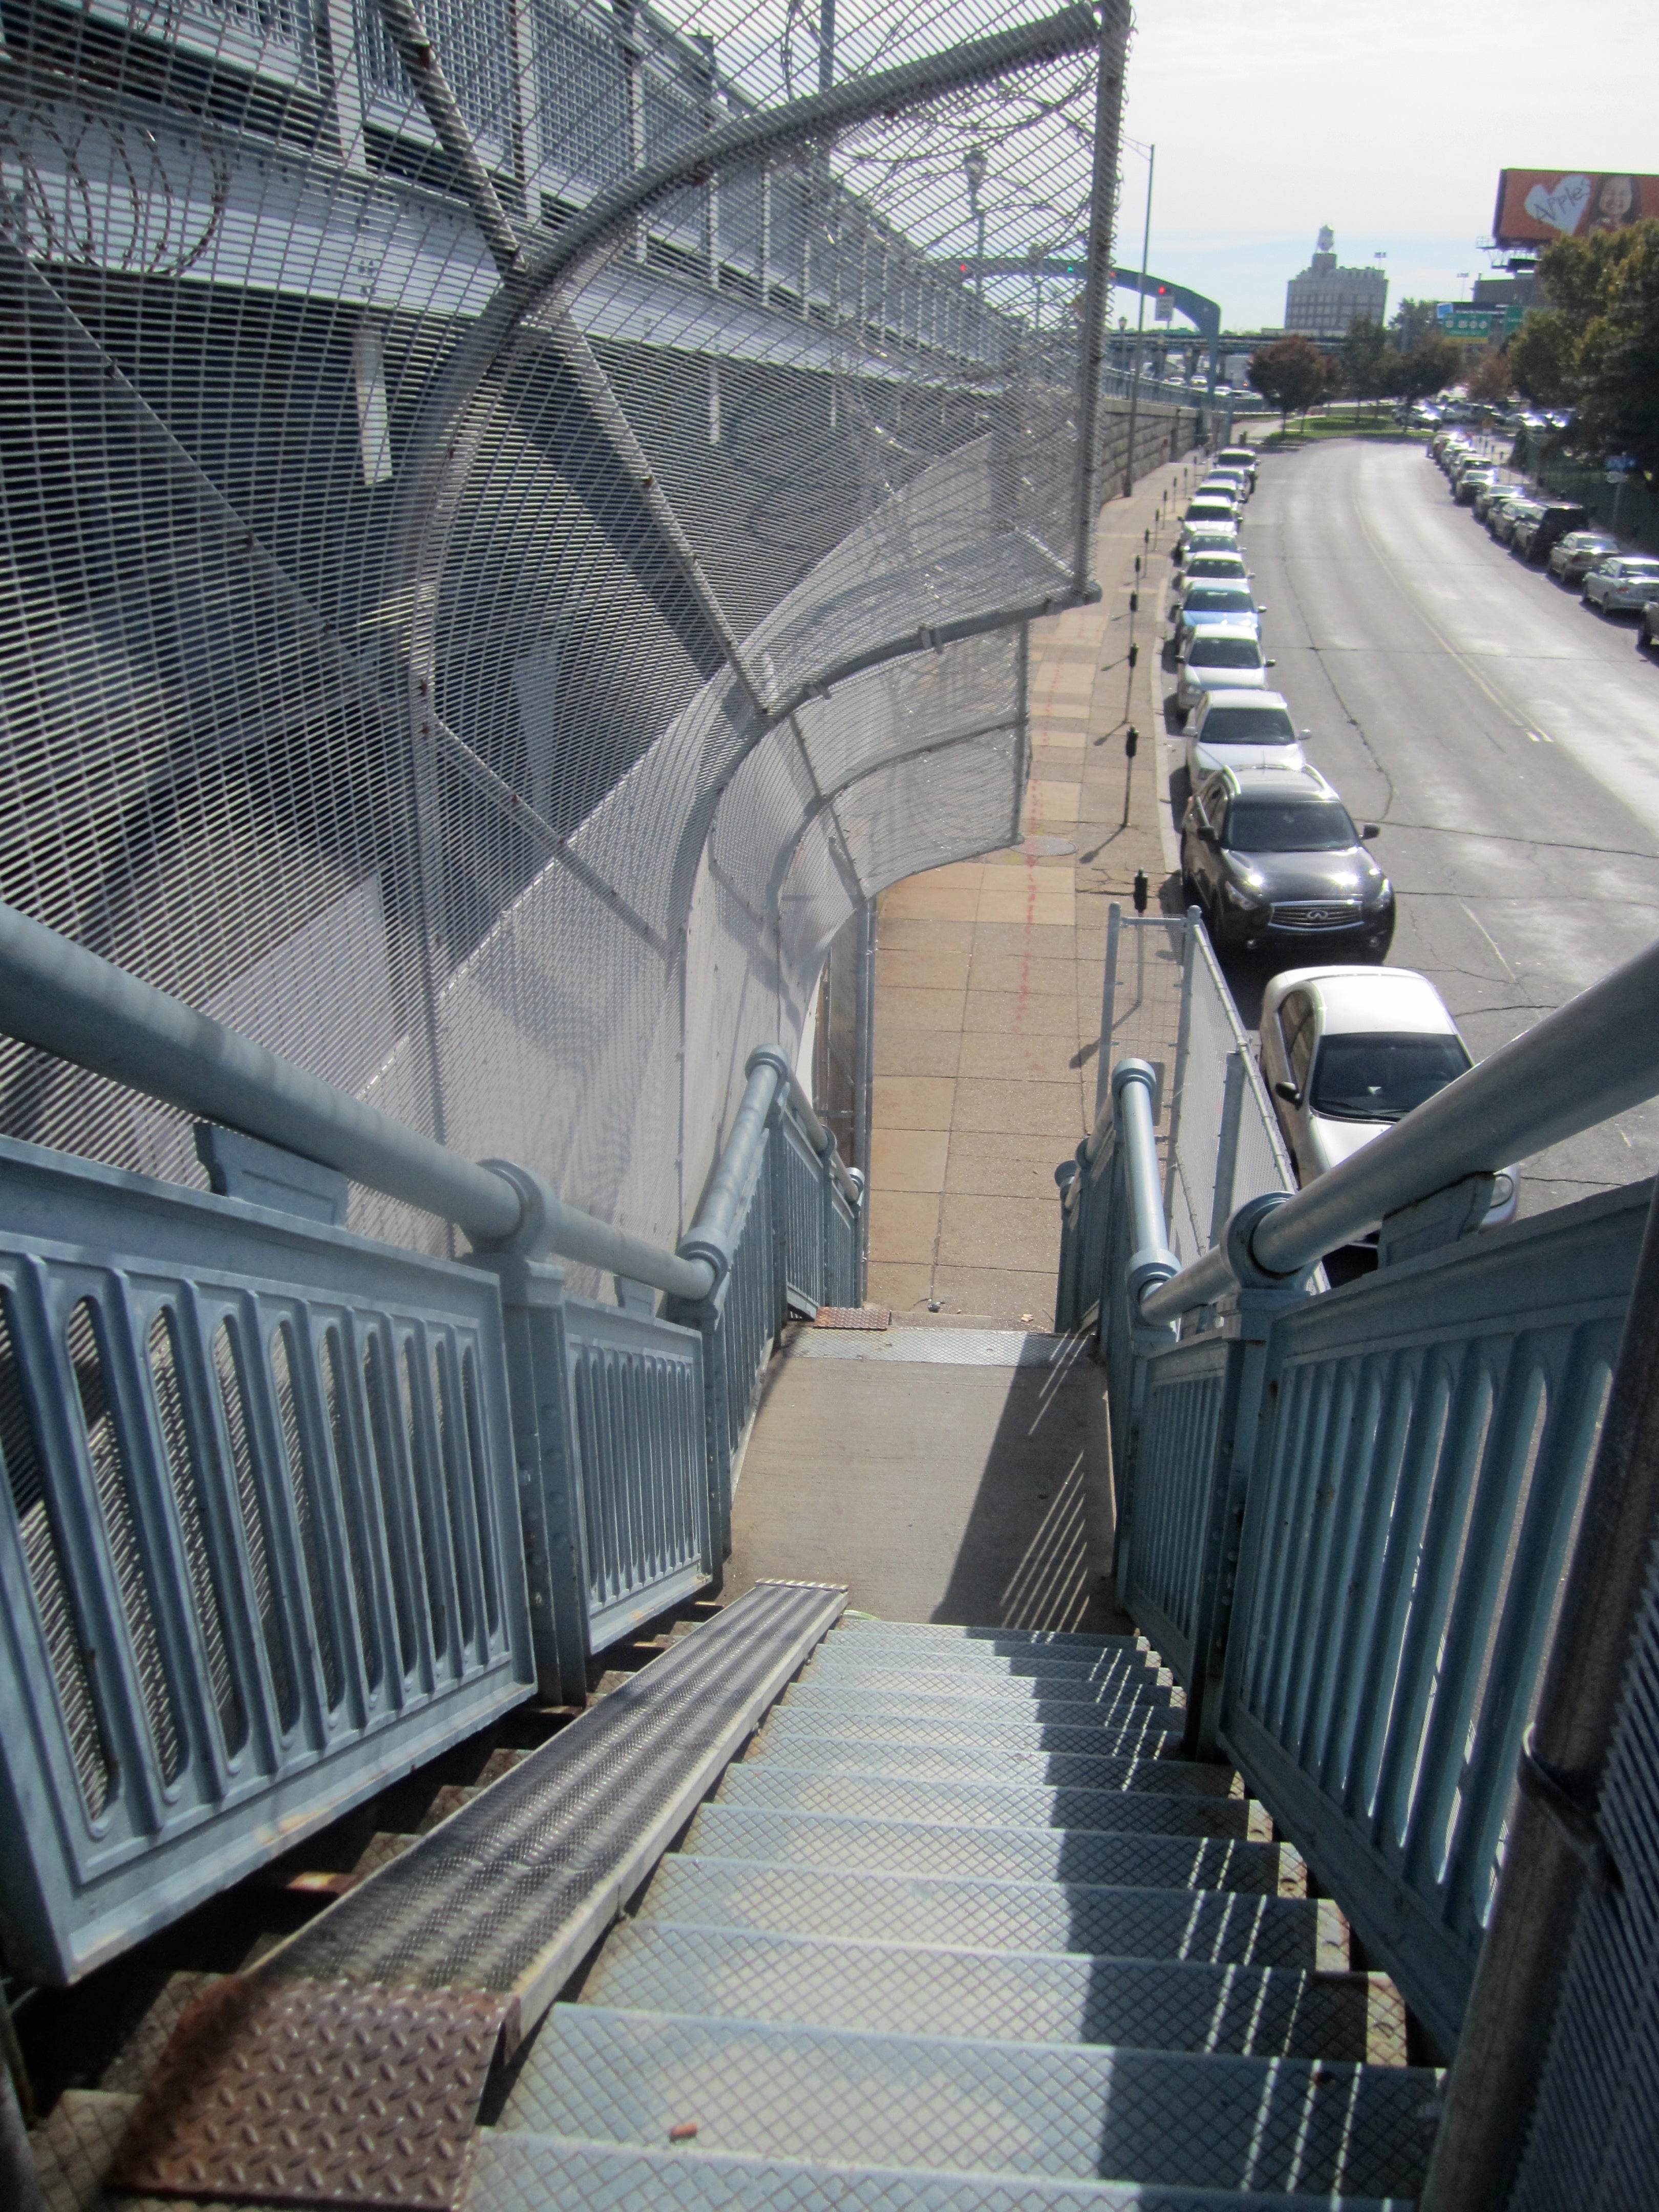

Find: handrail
[1113,1061,1179,1302]
[1139,933,1659,1326]
[0,900,857,1303]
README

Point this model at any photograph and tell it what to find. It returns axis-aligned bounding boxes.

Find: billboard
[1493,170,1659,247]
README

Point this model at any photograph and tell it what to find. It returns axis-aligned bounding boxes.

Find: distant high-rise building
[1284,227,1389,338]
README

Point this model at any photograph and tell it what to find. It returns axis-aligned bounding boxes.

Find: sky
[1117,0,1654,331]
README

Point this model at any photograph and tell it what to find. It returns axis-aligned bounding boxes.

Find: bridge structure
[0,1,1655,2208]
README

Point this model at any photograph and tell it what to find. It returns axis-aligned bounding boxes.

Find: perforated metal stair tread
[707,1778,1263,1841]
[809,1645,1160,1688]
[782,1679,1179,1726]
[470,2132,1410,2211]
[684,1806,1294,1891]
[498,2007,1438,2196]
[583,1920,1393,2058]
[472,2131,1412,2212]
[636,1858,1346,1970]
[835,1620,1146,1652]
[248,1581,845,2015]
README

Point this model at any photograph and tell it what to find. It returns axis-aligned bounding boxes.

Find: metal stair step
[470,2131,1408,2211]
[835,1620,1145,1654]
[583,1921,1395,2059]
[782,1678,1179,1726]
[756,1709,1183,1761]
[712,1770,1263,1838]
[739,1737,1194,1790]
[806,1644,1161,1689]
[498,2006,1439,2196]
[683,1805,1298,1892]
[635,1858,1347,1970]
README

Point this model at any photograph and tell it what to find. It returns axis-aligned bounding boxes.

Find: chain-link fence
[0,0,1208,1291]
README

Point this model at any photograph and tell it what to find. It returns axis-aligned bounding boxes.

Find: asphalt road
[1167,435,1659,1216]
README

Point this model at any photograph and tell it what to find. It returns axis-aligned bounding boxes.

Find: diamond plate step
[683,1806,1298,1893]
[636,1858,1346,1970]
[249,1581,846,2030]
[713,1769,1262,1838]
[757,1708,1184,1761]
[782,1678,1179,1727]
[498,2007,1438,2196]
[676,1805,1301,1893]
[835,1621,1143,1653]
[740,1737,1191,1789]
[583,1921,1394,2059]
[470,2132,1409,2211]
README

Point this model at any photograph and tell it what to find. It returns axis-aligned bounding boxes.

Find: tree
[1246,334,1330,429]
[1466,348,1516,406]
[1343,316,1395,420]
[1395,335,1462,409]
[1510,221,1659,470]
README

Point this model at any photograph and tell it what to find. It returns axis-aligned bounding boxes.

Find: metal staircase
[479,1613,1437,2208]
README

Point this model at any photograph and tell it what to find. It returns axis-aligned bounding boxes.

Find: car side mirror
[1300,728,1312,739]
[1265,659,1277,668]
[1362,824,1381,841]
[1274,1080,1301,1106]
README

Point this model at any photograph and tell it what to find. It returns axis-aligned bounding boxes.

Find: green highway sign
[1438,303,1527,339]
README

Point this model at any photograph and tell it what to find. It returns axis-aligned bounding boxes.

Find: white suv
[1186,688,1307,782]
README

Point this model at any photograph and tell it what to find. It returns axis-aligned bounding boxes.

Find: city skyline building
[1284,225,1389,338]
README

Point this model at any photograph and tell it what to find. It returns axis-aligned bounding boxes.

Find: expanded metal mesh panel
[1511,1522,1659,2211]
[0,0,1133,1285]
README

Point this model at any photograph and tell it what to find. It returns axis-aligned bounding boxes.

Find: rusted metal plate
[813,1307,891,1330]
[108,1977,510,2209]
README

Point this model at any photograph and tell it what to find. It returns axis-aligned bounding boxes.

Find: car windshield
[1310,1032,1472,1123]
[1188,560,1245,578]
[1198,707,1297,744]
[1619,560,1659,578]
[1191,639,1262,668]
[1185,588,1254,612]
[1225,801,1355,852]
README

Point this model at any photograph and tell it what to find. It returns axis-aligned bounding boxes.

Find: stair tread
[637,1858,1346,1970]
[784,1680,1179,1722]
[471,2131,1410,2210]
[740,1739,1197,1790]
[808,1647,1161,1687]
[712,1774,1263,1838]
[584,1920,1395,2060]
[757,1712,1184,1759]
[498,2006,1438,2196]
[835,1621,1144,1653]
[684,1806,1296,1895]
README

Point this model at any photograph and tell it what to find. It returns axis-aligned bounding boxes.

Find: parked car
[1180,766,1392,961]
[1454,463,1500,505]
[1172,550,1250,595]
[1512,502,1590,563]
[1472,477,1525,522]
[1183,497,1239,531]
[1491,497,1544,547]
[1185,689,1307,783]
[1203,469,1251,503]
[1258,967,1520,1245]
[1217,445,1257,490]
[1173,629,1275,719]
[1175,520,1242,565]
[1168,584,1261,655]
[1547,531,1622,585]
[1582,555,1659,615]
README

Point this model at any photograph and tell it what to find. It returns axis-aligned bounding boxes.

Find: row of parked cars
[1433,429,1659,650]
[1160,451,1519,1248]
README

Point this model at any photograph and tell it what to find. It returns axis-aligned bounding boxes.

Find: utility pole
[1121,141,1154,497]
[964,145,987,308]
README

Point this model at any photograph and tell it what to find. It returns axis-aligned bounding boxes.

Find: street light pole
[964,144,987,308]
[1120,140,1154,497]
[818,0,834,93]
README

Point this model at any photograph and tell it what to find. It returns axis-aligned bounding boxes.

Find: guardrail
[0,903,858,1983]
[1081,928,1659,2055]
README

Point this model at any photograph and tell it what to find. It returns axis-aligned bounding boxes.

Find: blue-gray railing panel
[777,1109,826,1312]
[564,1299,709,1651]
[1118,1331,1229,1684]
[0,1135,532,1986]
[827,1180,859,1307]
[1220,1182,1647,2052]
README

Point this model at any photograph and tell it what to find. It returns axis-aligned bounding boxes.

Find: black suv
[1181,764,1394,960]
[1512,502,1591,564]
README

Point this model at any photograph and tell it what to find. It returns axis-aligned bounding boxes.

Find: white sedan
[1173,628,1274,719]
[1259,966,1519,1245]
[1582,556,1659,616]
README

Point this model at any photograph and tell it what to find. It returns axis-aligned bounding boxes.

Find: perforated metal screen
[0,0,1154,1285]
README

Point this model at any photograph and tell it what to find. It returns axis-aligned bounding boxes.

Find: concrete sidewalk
[863,457,1204,1327]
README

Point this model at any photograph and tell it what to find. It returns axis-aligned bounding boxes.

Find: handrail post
[1094,901,1121,1122]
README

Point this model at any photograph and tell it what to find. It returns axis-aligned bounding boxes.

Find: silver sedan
[1583,557,1659,616]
